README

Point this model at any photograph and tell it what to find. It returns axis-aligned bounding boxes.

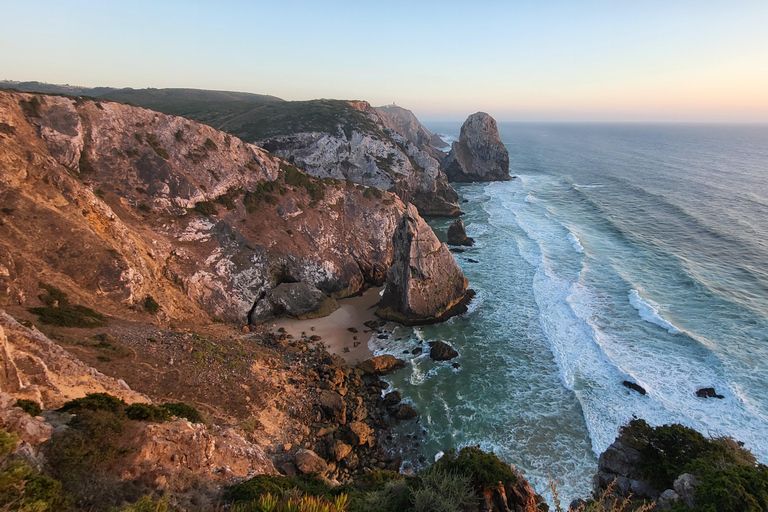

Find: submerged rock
[443,112,510,182]
[447,218,474,246]
[376,204,474,325]
[696,387,724,399]
[623,380,647,395]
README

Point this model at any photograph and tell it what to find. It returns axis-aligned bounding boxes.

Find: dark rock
[376,204,474,325]
[280,462,298,477]
[318,390,346,424]
[443,112,510,182]
[569,499,588,511]
[347,327,358,333]
[357,355,405,375]
[411,347,423,355]
[623,380,647,395]
[450,248,465,253]
[429,340,459,361]
[447,219,475,246]
[395,404,418,421]
[461,199,469,203]
[383,391,402,408]
[467,259,479,263]
[696,387,724,399]
[294,449,328,476]
[452,362,461,369]
[674,474,700,509]
[266,282,339,320]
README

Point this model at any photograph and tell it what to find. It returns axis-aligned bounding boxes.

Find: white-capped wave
[628,289,681,334]
[525,194,538,204]
[567,232,584,253]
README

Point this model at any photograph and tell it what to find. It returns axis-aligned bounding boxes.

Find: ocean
[371,123,768,503]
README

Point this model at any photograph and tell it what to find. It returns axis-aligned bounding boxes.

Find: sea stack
[447,218,474,246]
[443,112,510,182]
[376,204,474,325]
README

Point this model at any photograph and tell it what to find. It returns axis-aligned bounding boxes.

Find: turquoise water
[372,124,768,503]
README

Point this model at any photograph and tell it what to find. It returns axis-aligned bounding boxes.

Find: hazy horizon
[3,1,767,123]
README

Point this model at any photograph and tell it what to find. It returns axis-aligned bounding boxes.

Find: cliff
[443,112,510,182]
[376,104,448,160]
[253,100,461,217]
[0,90,419,326]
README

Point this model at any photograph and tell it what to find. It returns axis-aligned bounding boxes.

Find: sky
[2,0,768,122]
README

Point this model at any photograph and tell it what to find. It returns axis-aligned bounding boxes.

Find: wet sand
[272,286,387,364]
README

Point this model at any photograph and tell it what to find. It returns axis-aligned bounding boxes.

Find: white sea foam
[525,194,538,204]
[567,232,584,253]
[628,289,681,334]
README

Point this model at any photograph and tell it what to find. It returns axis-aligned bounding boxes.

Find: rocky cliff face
[0,90,413,326]
[375,104,448,160]
[376,204,474,325]
[443,112,510,182]
[259,101,460,217]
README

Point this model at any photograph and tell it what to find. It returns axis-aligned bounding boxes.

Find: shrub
[693,464,768,512]
[59,393,125,413]
[15,399,42,417]
[174,129,184,142]
[138,203,151,213]
[225,474,346,504]
[135,186,147,195]
[194,201,218,216]
[125,403,171,422]
[0,459,71,511]
[38,282,69,307]
[143,296,160,314]
[19,96,42,117]
[0,428,18,457]
[28,304,106,328]
[145,133,169,159]
[282,163,325,202]
[161,402,204,423]
[363,187,382,200]
[203,138,218,151]
[411,468,476,512]
[113,494,171,512]
[432,446,516,490]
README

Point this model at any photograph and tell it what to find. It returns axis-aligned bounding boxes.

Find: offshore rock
[443,112,510,182]
[376,204,473,325]
[429,340,459,361]
[447,218,474,246]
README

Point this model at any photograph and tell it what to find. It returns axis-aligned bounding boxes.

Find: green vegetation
[432,446,516,490]
[143,295,160,314]
[19,96,42,117]
[203,138,218,151]
[60,393,125,413]
[363,186,383,200]
[615,419,768,511]
[29,282,106,328]
[138,203,151,213]
[193,200,218,216]
[282,163,325,202]
[174,129,184,142]
[243,181,286,213]
[145,133,169,159]
[125,403,171,422]
[15,399,42,417]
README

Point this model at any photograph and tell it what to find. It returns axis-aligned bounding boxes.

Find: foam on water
[567,232,584,253]
[628,289,682,334]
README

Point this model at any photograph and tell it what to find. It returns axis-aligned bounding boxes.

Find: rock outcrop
[357,354,406,375]
[259,101,460,217]
[0,311,148,408]
[443,112,510,182]
[375,104,448,161]
[0,90,412,326]
[447,218,475,246]
[376,204,474,325]
[594,435,660,501]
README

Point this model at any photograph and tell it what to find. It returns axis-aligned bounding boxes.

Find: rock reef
[443,112,510,182]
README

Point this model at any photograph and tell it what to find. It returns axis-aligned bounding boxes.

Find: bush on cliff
[432,446,516,490]
[29,282,106,328]
[617,419,768,511]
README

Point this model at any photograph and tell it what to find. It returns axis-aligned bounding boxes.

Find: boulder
[443,112,510,182]
[594,437,660,500]
[294,449,328,476]
[329,440,353,462]
[429,340,459,361]
[696,387,724,399]
[395,404,418,421]
[447,219,474,246]
[383,391,402,408]
[357,355,405,375]
[318,390,346,425]
[622,380,647,395]
[347,421,374,446]
[376,204,474,325]
[657,489,680,510]
[673,473,700,508]
[266,282,339,320]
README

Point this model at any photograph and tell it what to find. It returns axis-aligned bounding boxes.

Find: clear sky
[2,0,767,122]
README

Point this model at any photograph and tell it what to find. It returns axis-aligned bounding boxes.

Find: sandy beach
[271,286,391,364]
